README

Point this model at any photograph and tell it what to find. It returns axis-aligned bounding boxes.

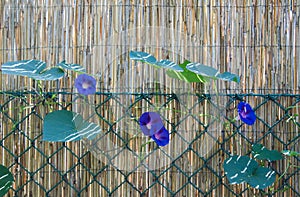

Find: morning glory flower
[139,112,170,146]
[151,126,170,146]
[139,112,164,136]
[238,102,256,125]
[75,74,96,95]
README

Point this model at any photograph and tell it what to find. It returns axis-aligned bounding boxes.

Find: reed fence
[0,1,299,196]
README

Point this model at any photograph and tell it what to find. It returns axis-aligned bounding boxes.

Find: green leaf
[2,59,46,76]
[185,62,240,83]
[129,51,157,64]
[129,51,183,72]
[281,150,300,157]
[57,60,86,73]
[129,51,240,83]
[246,165,276,189]
[0,165,14,197]
[224,155,258,184]
[1,59,65,80]
[166,60,209,83]
[155,59,184,72]
[224,155,276,189]
[216,72,240,83]
[43,110,101,142]
[186,62,219,78]
[32,67,65,80]
[252,144,283,161]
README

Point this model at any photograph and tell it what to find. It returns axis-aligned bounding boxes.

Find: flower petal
[139,112,164,136]
[151,126,170,146]
[75,74,96,95]
[238,102,256,125]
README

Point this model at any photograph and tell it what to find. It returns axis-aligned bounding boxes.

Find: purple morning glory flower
[238,102,256,125]
[151,126,170,146]
[139,112,170,146]
[139,112,164,136]
[75,74,96,95]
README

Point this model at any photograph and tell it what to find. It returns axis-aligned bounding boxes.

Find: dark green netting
[0,91,299,196]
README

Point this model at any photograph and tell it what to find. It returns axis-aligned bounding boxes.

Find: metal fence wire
[0,90,299,197]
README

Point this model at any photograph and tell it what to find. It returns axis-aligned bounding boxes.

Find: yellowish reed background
[1,0,300,92]
[0,0,299,196]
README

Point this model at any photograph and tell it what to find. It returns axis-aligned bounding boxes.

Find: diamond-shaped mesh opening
[189,167,221,195]
[94,94,116,129]
[45,170,78,197]
[136,168,175,196]
[223,130,253,156]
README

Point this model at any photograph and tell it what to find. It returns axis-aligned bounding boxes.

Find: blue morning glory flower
[139,112,170,146]
[75,74,96,95]
[151,126,170,146]
[238,102,256,125]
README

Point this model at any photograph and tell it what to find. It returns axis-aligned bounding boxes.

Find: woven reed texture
[0,0,299,196]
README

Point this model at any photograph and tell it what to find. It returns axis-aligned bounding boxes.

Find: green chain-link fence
[0,90,299,196]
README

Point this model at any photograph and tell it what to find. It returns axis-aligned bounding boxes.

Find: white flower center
[240,107,247,118]
[146,123,151,130]
[154,132,160,139]
[82,82,90,89]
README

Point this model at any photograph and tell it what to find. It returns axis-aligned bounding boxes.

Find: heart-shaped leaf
[129,51,157,64]
[252,144,283,161]
[1,59,65,80]
[224,155,258,184]
[0,165,14,197]
[31,67,65,80]
[224,155,276,189]
[43,110,101,142]
[129,51,183,72]
[129,51,240,83]
[186,62,219,78]
[155,59,184,72]
[2,59,46,76]
[246,166,276,189]
[216,72,240,83]
[186,62,240,83]
[166,60,209,83]
[57,60,86,73]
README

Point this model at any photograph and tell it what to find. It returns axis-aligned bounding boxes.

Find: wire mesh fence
[0,90,299,196]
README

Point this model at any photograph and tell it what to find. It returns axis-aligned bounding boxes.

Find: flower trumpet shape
[238,102,256,125]
[75,74,96,95]
[139,112,170,146]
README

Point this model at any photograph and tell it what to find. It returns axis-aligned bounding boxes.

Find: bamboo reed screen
[0,1,299,197]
